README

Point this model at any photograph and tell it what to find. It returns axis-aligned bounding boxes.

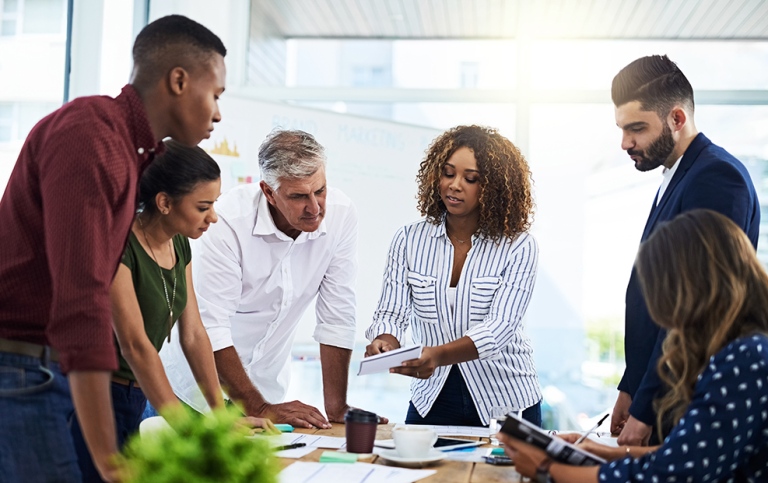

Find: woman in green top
[70,140,274,482]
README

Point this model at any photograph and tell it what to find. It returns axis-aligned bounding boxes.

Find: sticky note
[490,447,506,456]
[319,451,358,463]
[275,424,294,432]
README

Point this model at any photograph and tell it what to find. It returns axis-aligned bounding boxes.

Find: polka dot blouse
[598,334,768,482]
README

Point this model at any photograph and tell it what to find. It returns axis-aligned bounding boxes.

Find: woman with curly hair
[501,209,768,482]
[365,125,543,426]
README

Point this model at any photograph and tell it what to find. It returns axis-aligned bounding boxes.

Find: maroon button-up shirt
[0,84,164,372]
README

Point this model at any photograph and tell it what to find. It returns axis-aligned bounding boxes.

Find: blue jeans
[405,365,542,427]
[0,351,81,482]
[70,381,147,482]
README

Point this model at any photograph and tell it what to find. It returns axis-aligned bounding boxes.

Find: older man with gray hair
[160,129,383,428]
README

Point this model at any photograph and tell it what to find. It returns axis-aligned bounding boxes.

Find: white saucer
[378,449,445,466]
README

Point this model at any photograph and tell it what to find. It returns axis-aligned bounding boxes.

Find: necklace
[138,217,177,342]
[446,226,469,244]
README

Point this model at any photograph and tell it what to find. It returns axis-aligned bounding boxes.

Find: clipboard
[357,345,423,375]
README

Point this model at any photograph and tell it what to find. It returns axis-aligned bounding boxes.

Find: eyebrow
[444,163,480,173]
[287,185,326,196]
[620,121,647,130]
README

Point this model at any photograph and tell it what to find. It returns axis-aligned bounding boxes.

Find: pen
[274,442,307,451]
[574,413,610,445]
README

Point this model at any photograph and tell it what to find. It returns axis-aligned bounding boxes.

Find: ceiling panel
[250,0,768,39]
[714,0,761,37]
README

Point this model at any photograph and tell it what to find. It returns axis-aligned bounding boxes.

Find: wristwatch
[535,458,554,483]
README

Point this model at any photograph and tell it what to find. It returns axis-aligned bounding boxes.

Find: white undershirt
[656,155,683,206]
[447,286,457,313]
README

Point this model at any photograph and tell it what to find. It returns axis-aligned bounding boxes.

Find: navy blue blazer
[618,132,760,427]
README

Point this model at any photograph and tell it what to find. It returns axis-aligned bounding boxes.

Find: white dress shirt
[366,220,542,425]
[160,184,358,410]
[656,155,682,206]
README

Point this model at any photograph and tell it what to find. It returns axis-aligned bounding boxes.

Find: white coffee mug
[392,426,438,458]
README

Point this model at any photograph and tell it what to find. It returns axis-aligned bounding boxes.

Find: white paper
[279,461,436,483]
[393,423,490,438]
[357,345,423,375]
[255,433,347,450]
[588,434,620,447]
[276,446,317,458]
[373,439,395,449]
[289,434,347,449]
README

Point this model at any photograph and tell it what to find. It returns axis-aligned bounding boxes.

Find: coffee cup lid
[344,408,379,423]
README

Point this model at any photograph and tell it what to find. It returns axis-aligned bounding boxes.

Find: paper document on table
[288,434,347,449]
[588,434,619,447]
[357,345,423,375]
[393,423,489,438]
[255,433,347,449]
[279,462,436,483]
[276,446,316,458]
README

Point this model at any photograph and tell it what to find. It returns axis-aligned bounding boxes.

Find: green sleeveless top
[113,231,191,381]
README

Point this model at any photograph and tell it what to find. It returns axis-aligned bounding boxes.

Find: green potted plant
[117,406,279,482]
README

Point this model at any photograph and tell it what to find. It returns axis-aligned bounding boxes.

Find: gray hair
[258,129,326,190]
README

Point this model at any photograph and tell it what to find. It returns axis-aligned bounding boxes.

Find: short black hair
[611,55,694,117]
[132,14,226,89]
[139,139,221,215]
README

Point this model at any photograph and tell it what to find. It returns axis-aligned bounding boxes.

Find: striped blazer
[366,219,542,424]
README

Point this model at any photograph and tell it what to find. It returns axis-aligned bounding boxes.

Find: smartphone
[484,455,514,465]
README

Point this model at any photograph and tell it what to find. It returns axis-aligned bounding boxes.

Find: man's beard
[628,123,675,172]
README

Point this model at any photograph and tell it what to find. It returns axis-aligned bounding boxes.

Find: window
[1,0,19,36]
[0,103,13,141]
[22,0,64,35]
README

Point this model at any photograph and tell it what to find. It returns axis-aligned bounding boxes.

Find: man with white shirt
[160,129,384,428]
[609,55,760,446]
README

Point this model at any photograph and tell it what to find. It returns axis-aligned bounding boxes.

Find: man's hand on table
[610,391,631,435]
[257,400,332,429]
[617,415,652,446]
[325,403,389,425]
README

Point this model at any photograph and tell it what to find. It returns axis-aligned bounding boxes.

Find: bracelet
[535,458,554,483]
[625,446,631,457]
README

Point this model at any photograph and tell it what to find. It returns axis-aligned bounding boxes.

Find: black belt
[111,375,141,388]
[0,337,60,363]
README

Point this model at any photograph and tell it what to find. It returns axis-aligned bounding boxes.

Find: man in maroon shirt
[0,15,226,482]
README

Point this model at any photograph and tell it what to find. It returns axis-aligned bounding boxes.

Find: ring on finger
[416,371,420,377]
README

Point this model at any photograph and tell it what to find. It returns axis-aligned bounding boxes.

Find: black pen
[574,413,610,445]
[274,442,307,451]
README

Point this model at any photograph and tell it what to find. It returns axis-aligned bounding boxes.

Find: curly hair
[635,209,768,440]
[416,125,534,241]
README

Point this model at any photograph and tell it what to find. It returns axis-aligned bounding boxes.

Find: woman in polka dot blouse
[500,209,768,483]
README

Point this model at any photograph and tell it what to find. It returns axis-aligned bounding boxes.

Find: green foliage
[118,406,279,483]
[585,317,625,362]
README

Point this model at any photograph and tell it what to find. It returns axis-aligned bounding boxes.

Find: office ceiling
[252,0,768,40]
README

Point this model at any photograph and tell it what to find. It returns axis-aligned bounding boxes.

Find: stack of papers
[279,462,435,483]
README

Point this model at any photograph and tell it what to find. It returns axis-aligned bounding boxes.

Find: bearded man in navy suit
[610,55,760,446]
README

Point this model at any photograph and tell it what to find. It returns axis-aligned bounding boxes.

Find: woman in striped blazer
[365,125,543,426]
